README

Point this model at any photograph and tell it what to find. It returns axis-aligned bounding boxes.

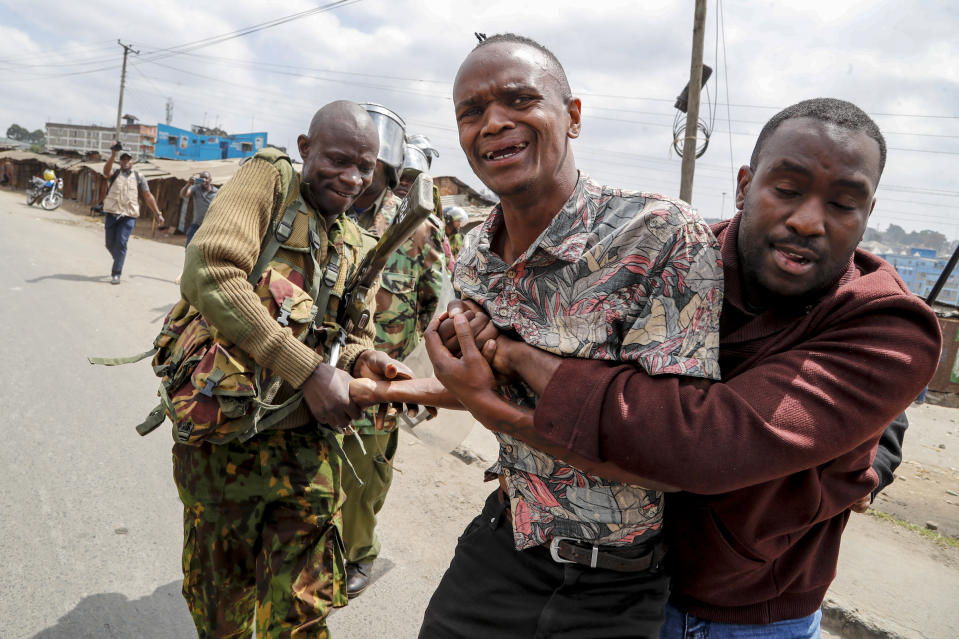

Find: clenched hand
[302,362,360,431]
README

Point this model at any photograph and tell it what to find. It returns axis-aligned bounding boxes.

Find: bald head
[308,100,378,143]
[297,100,379,218]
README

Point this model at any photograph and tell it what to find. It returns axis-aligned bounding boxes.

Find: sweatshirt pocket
[671,508,777,606]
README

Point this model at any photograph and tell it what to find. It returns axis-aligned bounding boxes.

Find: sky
[1,0,957,239]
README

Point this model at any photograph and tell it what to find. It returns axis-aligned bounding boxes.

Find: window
[240,142,253,152]
[167,136,177,145]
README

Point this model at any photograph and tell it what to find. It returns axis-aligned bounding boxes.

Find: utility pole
[679,0,707,204]
[114,40,139,144]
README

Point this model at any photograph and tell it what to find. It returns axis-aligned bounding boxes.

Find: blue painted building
[154,124,267,161]
[878,247,959,306]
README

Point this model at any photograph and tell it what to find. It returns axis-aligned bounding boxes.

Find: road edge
[822,596,909,639]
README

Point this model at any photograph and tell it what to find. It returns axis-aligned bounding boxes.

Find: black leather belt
[549,537,667,573]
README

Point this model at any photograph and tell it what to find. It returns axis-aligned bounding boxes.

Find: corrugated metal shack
[0,150,248,231]
[929,313,959,395]
[435,175,497,232]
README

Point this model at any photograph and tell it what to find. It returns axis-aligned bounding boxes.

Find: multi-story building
[45,115,156,160]
[154,124,267,161]
[878,247,959,306]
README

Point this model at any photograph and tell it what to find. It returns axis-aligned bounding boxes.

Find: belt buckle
[549,537,601,568]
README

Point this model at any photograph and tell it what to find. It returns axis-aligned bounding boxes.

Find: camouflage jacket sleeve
[370,220,441,361]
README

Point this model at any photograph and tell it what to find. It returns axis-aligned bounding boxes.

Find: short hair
[473,33,572,103]
[750,98,886,177]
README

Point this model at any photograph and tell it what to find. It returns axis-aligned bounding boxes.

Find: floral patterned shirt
[454,174,723,550]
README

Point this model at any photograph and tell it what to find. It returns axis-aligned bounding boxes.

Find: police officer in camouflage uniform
[340,125,447,597]
[443,205,468,263]
[175,100,412,639]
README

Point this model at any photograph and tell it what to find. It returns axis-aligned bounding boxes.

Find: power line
[0,40,117,65]
[136,0,364,63]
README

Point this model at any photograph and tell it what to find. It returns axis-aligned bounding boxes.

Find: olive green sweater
[181,155,377,429]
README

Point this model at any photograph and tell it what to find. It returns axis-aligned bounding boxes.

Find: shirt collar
[330,213,365,247]
[474,173,598,271]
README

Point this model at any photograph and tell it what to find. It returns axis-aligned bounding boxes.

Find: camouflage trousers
[172,425,348,639]
[340,428,398,564]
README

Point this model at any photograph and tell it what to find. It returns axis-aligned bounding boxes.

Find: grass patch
[868,509,959,549]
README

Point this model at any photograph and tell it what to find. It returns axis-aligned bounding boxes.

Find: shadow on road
[24,273,112,285]
[32,580,195,639]
[130,274,179,285]
[22,273,179,286]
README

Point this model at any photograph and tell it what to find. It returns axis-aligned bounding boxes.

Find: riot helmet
[360,103,406,190]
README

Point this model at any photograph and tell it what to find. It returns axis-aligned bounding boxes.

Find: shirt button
[505,269,515,278]
[505,445,513,454]
[503,468,511,476]
[497,307,509,317]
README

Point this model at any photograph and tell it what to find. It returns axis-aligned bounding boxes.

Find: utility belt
[496,482,666,574]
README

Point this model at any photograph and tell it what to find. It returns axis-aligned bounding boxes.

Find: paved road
[0,189,494,638]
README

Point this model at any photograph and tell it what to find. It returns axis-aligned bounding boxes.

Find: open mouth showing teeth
[484,142,528,161]
[781,249,810,264]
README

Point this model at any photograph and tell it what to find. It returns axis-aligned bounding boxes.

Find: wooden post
[679,0,707,204]
[114,41,139,149]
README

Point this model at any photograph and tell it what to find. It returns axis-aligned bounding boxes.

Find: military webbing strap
[236,231,344,445]
[247,190,303,286]
[88,347,158,366]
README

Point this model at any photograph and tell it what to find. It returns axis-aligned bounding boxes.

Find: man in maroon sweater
[425,98,941,637]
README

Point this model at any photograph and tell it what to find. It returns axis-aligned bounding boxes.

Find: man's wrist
[496,336,519,377]
[350,349,372,376]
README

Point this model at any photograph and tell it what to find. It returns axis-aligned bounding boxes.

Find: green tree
[6,123,29,141]
[5,124,44,146]
[916,229,947,253]
[884,224,908,245]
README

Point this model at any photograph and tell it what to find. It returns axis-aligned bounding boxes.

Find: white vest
[103,171,141,218]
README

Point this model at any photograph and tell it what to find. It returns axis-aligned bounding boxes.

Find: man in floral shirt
[416,34,724,638]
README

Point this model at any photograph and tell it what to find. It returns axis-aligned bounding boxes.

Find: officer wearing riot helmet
[348,103,407,237]
[443,205,469,261]
[340,125,448,598]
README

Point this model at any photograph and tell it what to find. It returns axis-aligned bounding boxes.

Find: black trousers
[419,490,669,639]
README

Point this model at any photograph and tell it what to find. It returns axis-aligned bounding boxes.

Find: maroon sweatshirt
[533,214,941,624]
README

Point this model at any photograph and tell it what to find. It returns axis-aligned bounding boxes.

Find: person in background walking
[102,143,163,284]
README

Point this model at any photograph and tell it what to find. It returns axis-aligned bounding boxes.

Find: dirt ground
[871,403,959,540]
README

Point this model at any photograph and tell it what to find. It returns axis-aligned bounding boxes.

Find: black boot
[346,561,374,599]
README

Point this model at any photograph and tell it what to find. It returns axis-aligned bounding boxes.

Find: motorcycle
[26,176,64,210]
